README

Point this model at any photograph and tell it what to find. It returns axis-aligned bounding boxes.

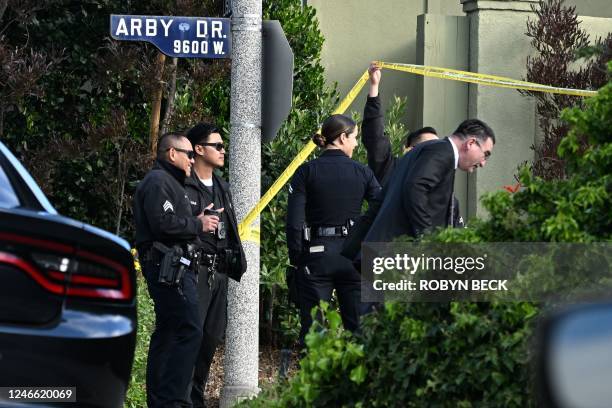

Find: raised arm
[362,62,395,185]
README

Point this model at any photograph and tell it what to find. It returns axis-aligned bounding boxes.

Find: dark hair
[312,114,357,148]
[453,119,495,144]
[404,126,438,148]
[186,122,221,147]
[157,132,186,160]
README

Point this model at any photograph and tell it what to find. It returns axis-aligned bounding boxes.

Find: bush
[242,301,538,407]
[523,0,611,180]
[125,273,155,408]
[4,1,228,237]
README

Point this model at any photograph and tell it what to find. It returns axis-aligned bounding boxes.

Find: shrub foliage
[524,0,611,180]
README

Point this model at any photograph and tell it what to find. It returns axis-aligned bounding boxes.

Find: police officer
[286,114,381,345]
[133,132,213,408]
[184,122,247,408]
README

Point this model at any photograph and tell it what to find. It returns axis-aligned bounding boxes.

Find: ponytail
[312,132,326,147]
[313,114,357,148]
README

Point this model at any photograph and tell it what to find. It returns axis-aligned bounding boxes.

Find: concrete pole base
[219,385,260,408]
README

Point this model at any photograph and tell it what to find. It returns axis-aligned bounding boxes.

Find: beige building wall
[416,14,470,219]
[463,0,540,217]
[307,0,464,124]
[580,15,612,46]
[568,0,612,18]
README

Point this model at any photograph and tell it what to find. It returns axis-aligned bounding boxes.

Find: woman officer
[286,114,381,344]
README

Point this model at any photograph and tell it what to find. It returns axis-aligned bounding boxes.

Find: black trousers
[190,267,228,408]
[144,264,203,408]
[296,240,362,345]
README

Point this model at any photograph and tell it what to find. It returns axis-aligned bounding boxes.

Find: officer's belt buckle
[316,226,343,237]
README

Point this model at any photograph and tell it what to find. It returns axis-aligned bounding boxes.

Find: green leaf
[349,364,367,384]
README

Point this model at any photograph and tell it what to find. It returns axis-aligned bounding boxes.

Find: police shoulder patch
[163,200,174,212]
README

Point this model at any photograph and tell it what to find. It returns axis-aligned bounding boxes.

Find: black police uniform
[133,160,203,408]
[286,149,381,343]
[184,170,246,408]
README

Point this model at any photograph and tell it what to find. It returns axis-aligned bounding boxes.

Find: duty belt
[303,220,354,241]
[197,252,221,289]
[138,243,193,263]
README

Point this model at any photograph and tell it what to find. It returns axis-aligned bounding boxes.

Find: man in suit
[362,62,463,228]
[364,119,494,243]
[342,118,494,261]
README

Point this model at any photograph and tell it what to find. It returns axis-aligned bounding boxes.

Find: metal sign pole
[220,0,262,406]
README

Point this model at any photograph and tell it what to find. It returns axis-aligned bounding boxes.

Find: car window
[0,164,20,208]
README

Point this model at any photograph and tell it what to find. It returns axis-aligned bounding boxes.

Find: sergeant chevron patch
[163,200,174,212]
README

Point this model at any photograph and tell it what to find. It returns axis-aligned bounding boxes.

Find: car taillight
[0,232,133,301]
[67,248,132,300]
[0,251,65,295]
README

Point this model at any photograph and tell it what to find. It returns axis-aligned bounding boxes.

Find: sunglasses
[167,147,195,159]
[198,142,226,152]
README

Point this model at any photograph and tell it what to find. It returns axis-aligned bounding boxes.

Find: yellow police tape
[241,226,260,245]
[238,63,597,243]
[378,61,597,97]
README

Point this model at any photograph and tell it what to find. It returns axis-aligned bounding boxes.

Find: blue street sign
[110,15,231,58]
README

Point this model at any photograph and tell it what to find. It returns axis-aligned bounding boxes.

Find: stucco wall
[308,0,610,122]
[307,0,464,124]
[580,15,612,42]
[465,2,539,217]
[567,0,612,18]
[416,14,470,219]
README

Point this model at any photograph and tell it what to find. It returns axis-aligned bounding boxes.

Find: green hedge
[125,273,154,408]
[241,301,538,408]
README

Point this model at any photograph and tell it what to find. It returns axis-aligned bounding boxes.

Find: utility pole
[220,0,262,406]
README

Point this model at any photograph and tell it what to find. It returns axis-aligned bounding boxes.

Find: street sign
[110,15,231,58]
[262,20,294,142]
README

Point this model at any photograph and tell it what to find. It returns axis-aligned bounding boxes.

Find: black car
[0,141,137,407]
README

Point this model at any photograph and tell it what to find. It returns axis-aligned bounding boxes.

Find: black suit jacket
[342,138,455,258]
